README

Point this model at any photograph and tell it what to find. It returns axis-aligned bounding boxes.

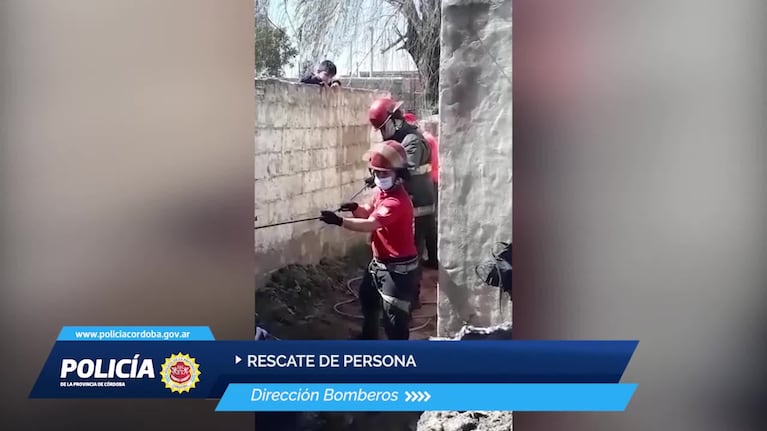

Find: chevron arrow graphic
[403,390,431,402]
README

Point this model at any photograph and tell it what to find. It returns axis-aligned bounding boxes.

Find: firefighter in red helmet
[367,97,436,309]
[319,140,418,340]
[403,111,439,270]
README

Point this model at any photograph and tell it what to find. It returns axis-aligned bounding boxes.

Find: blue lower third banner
[216,383,637,412]
[29,326,639,412]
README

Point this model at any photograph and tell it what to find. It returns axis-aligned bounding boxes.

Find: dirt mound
[255,256,366,340]
[255,248,438,340]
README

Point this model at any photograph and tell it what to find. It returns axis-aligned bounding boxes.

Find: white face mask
[381,119,397,140]
[374,175,395,190]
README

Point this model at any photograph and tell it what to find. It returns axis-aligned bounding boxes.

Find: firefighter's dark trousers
[358,257,419,340]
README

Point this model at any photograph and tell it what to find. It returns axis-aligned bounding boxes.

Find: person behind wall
[403,111,439,270]
[366,97,437,310]
[319,141,418,340]
[300,59,341,88]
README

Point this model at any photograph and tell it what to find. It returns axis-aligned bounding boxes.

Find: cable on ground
[333,276,438,333]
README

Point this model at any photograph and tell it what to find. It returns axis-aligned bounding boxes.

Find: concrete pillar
[437,0,513,336]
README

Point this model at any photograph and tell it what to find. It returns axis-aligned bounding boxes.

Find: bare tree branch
[381,34,405,54]
[284,0,441,107]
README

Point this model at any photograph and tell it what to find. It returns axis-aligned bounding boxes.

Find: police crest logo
[159,353,201,393]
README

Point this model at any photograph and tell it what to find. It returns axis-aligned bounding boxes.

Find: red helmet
[366,140,407,171]
[403,112,418,125]
[368,97,403,129]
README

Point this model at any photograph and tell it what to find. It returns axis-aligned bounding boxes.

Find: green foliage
[255,18,298,77]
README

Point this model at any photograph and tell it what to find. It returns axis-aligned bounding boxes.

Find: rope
[333,276,438,333]
[254,216,320,230]
[254,185,370,230]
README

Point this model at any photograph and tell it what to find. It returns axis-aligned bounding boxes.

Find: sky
[263,0,417,77]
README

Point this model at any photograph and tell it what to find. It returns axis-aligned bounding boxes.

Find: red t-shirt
[369,185,417,260]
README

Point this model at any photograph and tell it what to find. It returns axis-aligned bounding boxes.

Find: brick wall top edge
[444,0,495,7]
[255,78,380,96]
[344,77,415,83]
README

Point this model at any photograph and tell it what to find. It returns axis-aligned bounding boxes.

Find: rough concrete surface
[437,0,512,336]
[429,322,513,341]
[418,322,513,430]
[418,411,512,431]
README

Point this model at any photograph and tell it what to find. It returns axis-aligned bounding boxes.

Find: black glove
[319,210,343,226]
[364,176,375,188]
[339,202,359,212]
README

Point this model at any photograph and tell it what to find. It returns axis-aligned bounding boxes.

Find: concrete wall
[420,115,440,137]
[342,77,429,117]
[285,76,430,117]
[254,79,380,278]
[437,0,513,336]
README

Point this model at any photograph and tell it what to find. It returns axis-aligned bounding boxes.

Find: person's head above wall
[316,60,337,84]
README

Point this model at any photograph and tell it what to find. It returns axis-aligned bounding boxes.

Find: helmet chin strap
[381,118,400,140]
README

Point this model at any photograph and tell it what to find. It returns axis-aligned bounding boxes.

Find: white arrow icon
[404,391,430,402]
[234,355,242,364]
